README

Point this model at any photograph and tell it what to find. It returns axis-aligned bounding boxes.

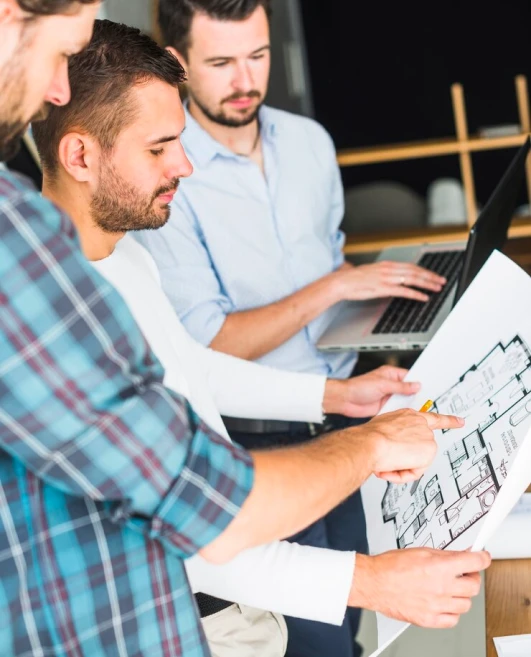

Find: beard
[0,23,44,162]
[189,89,263,128]
[90,159,179,233]
[0,103,52,161]
[0,65,29,161]
[0,119,27,162]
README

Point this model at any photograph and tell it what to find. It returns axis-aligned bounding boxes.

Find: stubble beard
[189,89,262,128]
[90,160,179,233]
[0,25,46,162]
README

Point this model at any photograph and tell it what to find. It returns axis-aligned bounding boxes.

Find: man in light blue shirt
[138,2,445,656]
[139,4,443,381]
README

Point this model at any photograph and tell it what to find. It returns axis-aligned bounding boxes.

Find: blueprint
[382,335,531,552]
[361,251,531,656]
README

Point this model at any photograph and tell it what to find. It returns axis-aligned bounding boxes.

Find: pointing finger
[424,412,465,431]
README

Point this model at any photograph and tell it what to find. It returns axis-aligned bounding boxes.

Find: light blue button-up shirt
[137,105,357,378]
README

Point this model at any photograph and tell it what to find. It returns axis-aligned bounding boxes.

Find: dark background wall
[300,0,531,204]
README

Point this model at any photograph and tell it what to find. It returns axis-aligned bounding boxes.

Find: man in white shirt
[32,19,490,657]
[137,4,450,654]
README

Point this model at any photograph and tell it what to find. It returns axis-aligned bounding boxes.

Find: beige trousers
[201,604,288,657]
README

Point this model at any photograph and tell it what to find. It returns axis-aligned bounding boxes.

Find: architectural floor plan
[381,335,531,550]
[362,252,531,656]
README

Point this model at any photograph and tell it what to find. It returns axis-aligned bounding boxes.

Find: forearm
[187,541,355,625]
[201,346,327,422]
[209,271,343,360]
[200,426,374,562]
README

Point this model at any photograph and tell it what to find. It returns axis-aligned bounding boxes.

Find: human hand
[333,261,445,302]
[349,549,491,628]
[365,408,464,482]
[323,366,421,417]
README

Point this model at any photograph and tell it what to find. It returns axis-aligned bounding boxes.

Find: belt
[195,593,233,618]
[222,416,323,437]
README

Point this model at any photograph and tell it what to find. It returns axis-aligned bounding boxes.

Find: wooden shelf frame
[344,216,531,255]
[338,76,531,253]
[338,133,531,167]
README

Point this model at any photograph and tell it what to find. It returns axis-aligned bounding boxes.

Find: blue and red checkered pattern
[0,170,254,657]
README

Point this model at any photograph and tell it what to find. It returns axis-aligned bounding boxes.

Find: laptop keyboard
[371,250,464,335]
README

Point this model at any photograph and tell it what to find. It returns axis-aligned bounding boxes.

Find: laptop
[318,136,531,353]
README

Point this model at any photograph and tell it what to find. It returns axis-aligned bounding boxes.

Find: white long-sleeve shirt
[92,234,356,625]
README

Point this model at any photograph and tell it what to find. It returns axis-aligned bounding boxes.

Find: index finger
[423,412,465,431]
[376,365,410,381]
[407,264,447,284]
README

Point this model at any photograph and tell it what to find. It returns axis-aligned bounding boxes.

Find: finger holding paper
[348,548,491,629]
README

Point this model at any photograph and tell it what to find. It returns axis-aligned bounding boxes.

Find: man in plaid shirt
[0,2,488,657]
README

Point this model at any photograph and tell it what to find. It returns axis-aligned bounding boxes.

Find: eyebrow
[147,127,186,147]
[204,44,270,63]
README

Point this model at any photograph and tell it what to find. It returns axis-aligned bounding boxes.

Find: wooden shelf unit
[338,76,531,254]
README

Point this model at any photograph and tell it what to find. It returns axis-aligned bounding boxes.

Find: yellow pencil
[419,399,434,413]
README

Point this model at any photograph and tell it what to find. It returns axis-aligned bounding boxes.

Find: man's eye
[150,149,164,157]
[251,54,265,61]
[212,61,229,68]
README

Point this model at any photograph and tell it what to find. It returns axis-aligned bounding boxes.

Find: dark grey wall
[266,0,314,116]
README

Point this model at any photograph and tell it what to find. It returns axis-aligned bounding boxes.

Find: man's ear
[58,132,97,183]
[166,46,188,75]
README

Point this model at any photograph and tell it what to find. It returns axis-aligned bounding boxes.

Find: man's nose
[233,61,253,92]
[44,60,71,107]
[167,145,194,180]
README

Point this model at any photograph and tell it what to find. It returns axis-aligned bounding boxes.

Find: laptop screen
[454,136,531,304]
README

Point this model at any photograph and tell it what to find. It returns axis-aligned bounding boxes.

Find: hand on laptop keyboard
[332,260,446,303]
[372,251,464,335]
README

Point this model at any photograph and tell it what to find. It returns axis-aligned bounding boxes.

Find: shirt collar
[183,102,277,169]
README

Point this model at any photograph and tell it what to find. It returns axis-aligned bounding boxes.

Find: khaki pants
[201,604,288,657]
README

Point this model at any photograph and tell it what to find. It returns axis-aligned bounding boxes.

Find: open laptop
[318,136,531,352]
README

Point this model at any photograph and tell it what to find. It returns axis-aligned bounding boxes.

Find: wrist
[365,424,386,475]
[325,269,347,303]
[348,553,379,610]
[323,379,348,415]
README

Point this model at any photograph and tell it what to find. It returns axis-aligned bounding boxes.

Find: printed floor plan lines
[382,336,531,550]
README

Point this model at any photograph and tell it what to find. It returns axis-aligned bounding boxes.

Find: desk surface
[485,478,531,657]
[485,239,531,656]
[485,558,531,657]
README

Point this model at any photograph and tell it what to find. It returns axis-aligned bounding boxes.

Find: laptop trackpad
[330,298,388,332]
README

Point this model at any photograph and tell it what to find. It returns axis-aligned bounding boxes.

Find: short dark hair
[158,0,272,54]
[17,0,98,16]
[33,19,186,179]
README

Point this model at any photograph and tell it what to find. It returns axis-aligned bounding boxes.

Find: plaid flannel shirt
[0,170,254,657]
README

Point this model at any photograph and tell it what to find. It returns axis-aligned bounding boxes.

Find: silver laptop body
[317,137,531,354]
[317,241,466,353]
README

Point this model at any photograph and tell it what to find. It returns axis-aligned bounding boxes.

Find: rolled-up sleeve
[137,200,232,347]
[0,184,254,559]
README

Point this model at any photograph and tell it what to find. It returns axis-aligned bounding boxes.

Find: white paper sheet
[494,634,531,657]
[486,493,531,559]
[361,251,531,656]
